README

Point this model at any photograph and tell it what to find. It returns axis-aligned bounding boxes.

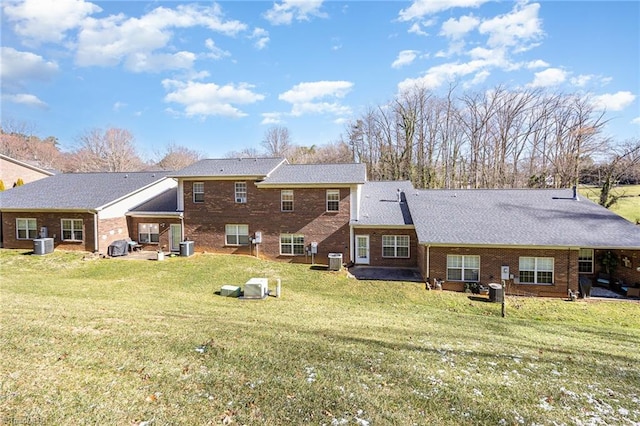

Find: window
[138,223,160,244]
[578,248,594,273]
[61,219,83,241]
[193,182,204,203]
[382,235,410,258]
[519,257,554,284]
[225,224,249,246]
[16,218,37,239]
[235,182,247,203]
[281,190,294,211]
[327,190,340,212]
[447,255,480,281]
[280,234,305,255]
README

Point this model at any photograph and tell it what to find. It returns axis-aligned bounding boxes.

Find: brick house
[0,172,176,253]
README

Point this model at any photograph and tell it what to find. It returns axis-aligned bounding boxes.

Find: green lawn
[1,250,639,425]
[580,184,640,224]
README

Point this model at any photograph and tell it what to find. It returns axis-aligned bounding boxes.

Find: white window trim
[446,255,481,282]
[225,224,249,246]
[519,257,554,285]
[578,248,594,274]
[193,182,204,203]
[326,189,340,212]
[138,223,160,244]
[61,219,83,242]
[280,234,305,256]
[381,235,410,258]
[235,182,247,203]
[16,218,37,240]
[281,190,294,212]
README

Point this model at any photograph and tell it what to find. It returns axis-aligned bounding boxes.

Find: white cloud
[264,0,327,26]
[2,0,101,45]
[591,91,636,111]
[398,0,488,21]
[392,50,419,69]
[529,67,567,88]
[162,79,265,118]
[3,93,48,109]
[75,4,246,71]
[570,74,593,87]
[440,15,480,39]
[632,116,640,125]
[526,59,549,69]
[408,22,428,36]
[478,2,543,49]
[113,101,126,112]
[251,28,270,50]
[0,47,58,89]
[398,59,488,92]
[205,39,231,59]
[467,70,490,87]
[261,112,283,125]
[279,81,353,117]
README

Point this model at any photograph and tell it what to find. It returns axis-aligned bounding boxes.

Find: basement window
[280,234,304,255]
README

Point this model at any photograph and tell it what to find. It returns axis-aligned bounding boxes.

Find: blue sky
[2,0,639,160]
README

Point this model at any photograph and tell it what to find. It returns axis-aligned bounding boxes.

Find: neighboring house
[0,172,176,253]
[0,154,55,187]
[169,158,367,262]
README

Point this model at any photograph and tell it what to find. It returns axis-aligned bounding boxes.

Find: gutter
[93,212,99,253]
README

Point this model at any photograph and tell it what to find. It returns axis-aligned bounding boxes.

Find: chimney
[572,185,579,201]
[397,188,401,203]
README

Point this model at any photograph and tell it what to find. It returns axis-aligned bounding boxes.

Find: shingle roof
[353,181,414,226]
[406,188,640,249]
[170,158,286,178]
[258,163,367,186]
[128,187,178,214]
[0,172,171,211]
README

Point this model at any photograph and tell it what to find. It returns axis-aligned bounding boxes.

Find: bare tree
[155,143,203,171]
[72,127,143,172]
[596,139,640,208]
[262,126,292,157]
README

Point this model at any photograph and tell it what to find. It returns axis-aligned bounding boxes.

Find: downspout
[180,212,185,241]
[426,244,431,282]
[93,212,99,253]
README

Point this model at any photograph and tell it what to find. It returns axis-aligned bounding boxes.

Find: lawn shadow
[310,265,329,271]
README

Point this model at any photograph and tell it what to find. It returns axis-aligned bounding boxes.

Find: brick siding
[127,217,182,252]
[352,227,418,267]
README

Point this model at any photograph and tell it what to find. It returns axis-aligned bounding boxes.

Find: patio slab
[348,266,423,282]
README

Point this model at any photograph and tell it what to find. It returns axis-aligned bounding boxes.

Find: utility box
[244,278,268,299]
[489,283,504,303]
[328,253,343,271]
[180,240,194,257]
[33,238,54,255]
[220,285,241,297]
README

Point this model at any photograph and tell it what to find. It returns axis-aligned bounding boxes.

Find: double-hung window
[519,257,554,284]
[281,190,294,212]
[225,224,249,246]
[193,182,204,203]
[326,190,340,212]
[235,182,247,203]
[138,223,160,244]
[61,219,83,241]
[16,218,37,239]
[280,234,304,255]
[447,255,480,281]
[578,249,594,273]
[382,235,410,258]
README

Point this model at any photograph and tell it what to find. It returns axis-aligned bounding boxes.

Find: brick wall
[592,249,640,286]
[1,211,96,252]
[352,227,418,267]
[96,216,130,254]
[127,217,182,252]
[419,246,579,298]
[182,180,351,263]
[0,157,51,187]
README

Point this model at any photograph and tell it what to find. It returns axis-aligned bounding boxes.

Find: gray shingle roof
[129,187,178,213]
[406,188,640,249]
[258,163,367,186]
[170,158,286,178]
[353,181,414,226]
[0,172,171,211]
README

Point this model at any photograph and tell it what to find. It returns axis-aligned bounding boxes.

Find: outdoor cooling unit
[33,238,54,255]
[244,278,268,299]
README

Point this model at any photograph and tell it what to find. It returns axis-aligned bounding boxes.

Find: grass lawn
[1,250,639,425]
[579,184,640,224]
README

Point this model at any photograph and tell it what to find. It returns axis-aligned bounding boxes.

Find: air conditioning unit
[33,238,54,255]
[244,277,268,299]
[236,197,246,203]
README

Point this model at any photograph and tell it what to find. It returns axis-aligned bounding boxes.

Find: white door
[169,224,181,252]
[355,235,370,264]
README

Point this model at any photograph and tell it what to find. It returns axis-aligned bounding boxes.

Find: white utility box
[244,277,268,299]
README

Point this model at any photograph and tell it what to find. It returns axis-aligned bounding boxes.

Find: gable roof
[127,187,178,215]
[406,188,640,249]
[0,171,172,211]
[169,157,286,179]
[0,154,56,177]
[353,181,414,226]
[257,163,367,187]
